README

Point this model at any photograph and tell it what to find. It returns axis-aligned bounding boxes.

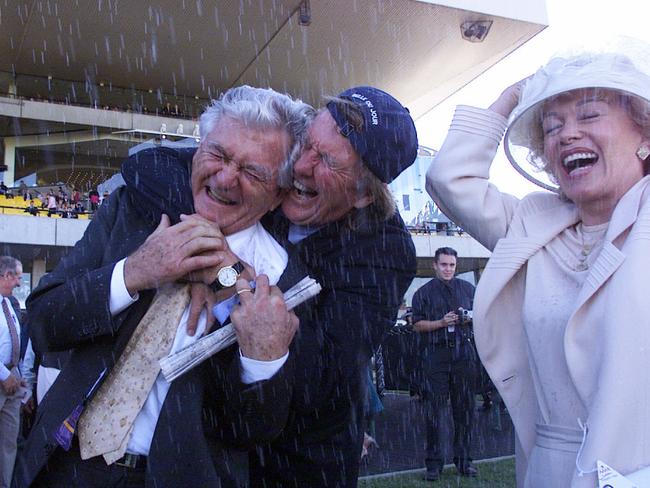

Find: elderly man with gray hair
[15,86,312,488]
[0,256,24,488]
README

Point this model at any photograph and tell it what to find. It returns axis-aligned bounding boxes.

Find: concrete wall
[0,96,188,133]
[0,214,88,247]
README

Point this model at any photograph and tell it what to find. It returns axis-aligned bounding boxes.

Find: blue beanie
[326,86,418,183]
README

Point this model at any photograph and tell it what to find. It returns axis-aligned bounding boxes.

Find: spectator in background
[0,256,26,488]
[58,203,76,219]
[0,182,7,195]
[71,189,81,206]
[18,182,28,201]
[411,247,480,481]
[73,203,84,217]
[46,193,57,217]
[88,189,99,212]
[24,201,39,217]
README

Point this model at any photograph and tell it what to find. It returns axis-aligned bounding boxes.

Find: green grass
[358,458,515,488]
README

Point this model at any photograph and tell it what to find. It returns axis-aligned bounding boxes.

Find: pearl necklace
[575,239,593,272]
[575,222,608,272]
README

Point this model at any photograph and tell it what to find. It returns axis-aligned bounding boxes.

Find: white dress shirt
[0,297,20,381]
[108,222,289,456]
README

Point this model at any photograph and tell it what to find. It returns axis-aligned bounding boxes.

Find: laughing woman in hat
[426,49,650,487]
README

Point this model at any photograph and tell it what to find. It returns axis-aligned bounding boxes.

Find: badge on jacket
[598,460,650,488]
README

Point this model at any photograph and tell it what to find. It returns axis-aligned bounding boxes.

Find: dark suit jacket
[250,209,416,487]
[14,148,294,488]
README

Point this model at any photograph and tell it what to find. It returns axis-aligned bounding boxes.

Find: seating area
[0,194,90,219]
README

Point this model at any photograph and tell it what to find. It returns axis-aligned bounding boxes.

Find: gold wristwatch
[209,261,244,292]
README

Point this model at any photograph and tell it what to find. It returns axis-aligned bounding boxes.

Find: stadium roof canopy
[1,0,547,117]
[0,0,547,185]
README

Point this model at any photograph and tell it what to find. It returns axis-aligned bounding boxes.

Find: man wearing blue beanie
[238,86,419,487]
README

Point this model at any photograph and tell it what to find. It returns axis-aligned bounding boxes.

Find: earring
[637,145,650,161]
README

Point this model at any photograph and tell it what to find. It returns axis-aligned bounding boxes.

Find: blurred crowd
[0,182,109,219]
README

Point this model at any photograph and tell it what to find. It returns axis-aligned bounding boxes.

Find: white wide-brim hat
[504,42,650,192]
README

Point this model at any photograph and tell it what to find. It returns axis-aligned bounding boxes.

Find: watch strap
[231,261,245,275]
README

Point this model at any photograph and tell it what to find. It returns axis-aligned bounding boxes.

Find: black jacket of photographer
[411,276,476,360]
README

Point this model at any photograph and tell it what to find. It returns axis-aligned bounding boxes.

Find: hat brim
[504,54,650,192]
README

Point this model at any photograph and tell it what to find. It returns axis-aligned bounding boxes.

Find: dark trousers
[422,343,479,472]
[31,441,146,488]
[250,386,366,488]
[250,411,364,488]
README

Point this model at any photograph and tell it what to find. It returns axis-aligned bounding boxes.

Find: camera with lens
[457,307,473,325]
[391,311,414,335]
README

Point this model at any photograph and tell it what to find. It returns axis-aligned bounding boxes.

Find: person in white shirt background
[0,256,25,488]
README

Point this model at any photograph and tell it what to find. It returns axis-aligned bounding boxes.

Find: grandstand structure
[0,0,547,303]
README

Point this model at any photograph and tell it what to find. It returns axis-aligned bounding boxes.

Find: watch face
[218,266,239,287]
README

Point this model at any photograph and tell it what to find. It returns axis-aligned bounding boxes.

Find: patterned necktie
[77,282,190,464]
[1,298,19,368]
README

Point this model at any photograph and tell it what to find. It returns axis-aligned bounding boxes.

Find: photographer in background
[412,246,480,481]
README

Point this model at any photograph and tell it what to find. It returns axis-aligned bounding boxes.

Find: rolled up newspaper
[160,276,321,382]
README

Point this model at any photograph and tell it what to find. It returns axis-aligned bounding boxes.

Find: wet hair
[354,166,397,222]
[528,88,650,181]
[434,247,457,262]
[199,85,315,187]
[0,256,20,276]
[278,108,315,189]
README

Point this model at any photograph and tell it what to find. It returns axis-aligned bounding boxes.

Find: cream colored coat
[426,105,650,487]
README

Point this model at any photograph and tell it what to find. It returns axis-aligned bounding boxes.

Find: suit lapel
[478,202,580,314]
[277,241,310,293]
[574,243,624,308]
[571,177,650,314]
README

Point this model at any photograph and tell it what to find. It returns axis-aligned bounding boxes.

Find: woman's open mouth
[562,151,598,176]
